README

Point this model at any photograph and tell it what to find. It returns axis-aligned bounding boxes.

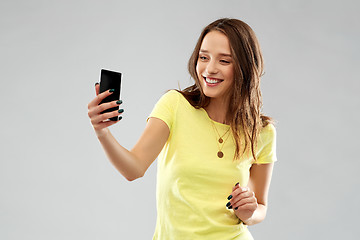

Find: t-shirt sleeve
[146,90,180,131]
[255,123,277,164]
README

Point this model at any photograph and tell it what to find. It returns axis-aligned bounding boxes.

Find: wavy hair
[177,18,274,162]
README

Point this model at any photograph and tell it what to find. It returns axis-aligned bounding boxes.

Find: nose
[205,60,218,74]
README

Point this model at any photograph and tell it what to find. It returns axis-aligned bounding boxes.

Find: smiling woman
[182,18,271,162]
[197,31,235,104]
[87,18,277,240]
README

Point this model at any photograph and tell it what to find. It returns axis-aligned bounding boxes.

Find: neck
[204,97,230,124]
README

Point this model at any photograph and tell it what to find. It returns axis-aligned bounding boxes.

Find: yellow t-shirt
[147,90,277,240]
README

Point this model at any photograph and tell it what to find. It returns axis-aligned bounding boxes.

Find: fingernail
[109,89,115,92]
[226,202,231,207]
[228,205,232,209]
[235,207,238,210]
[118,109,124,113]
[235,182,239,186]
[95,82,99,86]
[116,100,122,104]
[227,195,233,200]
[118,116,123,120]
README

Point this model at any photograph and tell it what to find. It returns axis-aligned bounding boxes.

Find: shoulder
[155,89,181,105]
[261,122,276,133]
[259,123,276,143]
[161,89,181,100]
[149,90,182,127]
[157,89,200,112]
[255,123,277,163]
[161,89,191,106]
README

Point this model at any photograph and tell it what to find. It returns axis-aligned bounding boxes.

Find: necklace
[212,121,230,143]
[209,120,231,158]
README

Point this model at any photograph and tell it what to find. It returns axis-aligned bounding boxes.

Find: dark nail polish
[235,207,238,210]
[227,195,233,200]
[95,82,99,86]
[226,202,231,207]
[235,182,239,186]
[118,116,123,120]
[109,89,115,92]
[116,100,122,104]
[228,205,232,209]
[118,109,124,113]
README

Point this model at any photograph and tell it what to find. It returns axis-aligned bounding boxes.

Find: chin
[201,88,222,99]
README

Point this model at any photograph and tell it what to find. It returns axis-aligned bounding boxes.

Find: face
[196,30,234,102]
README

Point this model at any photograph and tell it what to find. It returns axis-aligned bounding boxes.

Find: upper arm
[249,123,277,206]
[130,117,170,175]
[248,163,274,207]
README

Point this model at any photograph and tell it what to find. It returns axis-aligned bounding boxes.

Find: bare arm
[228,163,274,225]
[245,162,274,225]
[88,83,169,181]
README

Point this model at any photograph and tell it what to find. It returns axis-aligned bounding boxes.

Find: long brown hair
[178,18,274,162]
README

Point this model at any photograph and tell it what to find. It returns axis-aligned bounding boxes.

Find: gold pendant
[217,151,224,158]
[219,138,223,143]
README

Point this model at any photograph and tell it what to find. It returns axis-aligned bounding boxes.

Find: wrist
[240,204,267,226]
[241,216,253,225]
[96,128,110,139]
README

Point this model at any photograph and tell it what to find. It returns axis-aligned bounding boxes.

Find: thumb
[232,182,240,191]
[95,82,100,96]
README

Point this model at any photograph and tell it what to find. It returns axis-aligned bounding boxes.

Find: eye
[199,55,208,61]
[220,60,231,64]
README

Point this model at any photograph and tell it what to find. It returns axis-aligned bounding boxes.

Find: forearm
[96,129,144,181]
[242,204,267,226]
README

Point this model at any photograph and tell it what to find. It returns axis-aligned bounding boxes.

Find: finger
[232,186,248,197]
[93,116,122,131]
[233,194,257,208]
[226,194,255,210]
[229,188,252,206]
[88,99,122,119]
[96,100,122,115]
[88,89,114,109]
[232,182,240,191]
[232,188,252,202]
[229,183,240,200]
[95,82,100,95]
[101,109,123,122]
[232,193,257,209]
[234,200,258,211]
[92,108,123,124]
[229,184,243,201]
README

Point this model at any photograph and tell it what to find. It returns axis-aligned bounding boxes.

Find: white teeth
[205,77,221,84]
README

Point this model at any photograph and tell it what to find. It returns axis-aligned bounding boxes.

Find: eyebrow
[199,49,232,57]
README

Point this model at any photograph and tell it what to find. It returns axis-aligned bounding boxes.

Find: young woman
[87,18,277,240]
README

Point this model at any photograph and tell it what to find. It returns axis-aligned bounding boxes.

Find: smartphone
[99,69,122,121]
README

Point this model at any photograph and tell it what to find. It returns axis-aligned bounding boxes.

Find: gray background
[1,0,359,239]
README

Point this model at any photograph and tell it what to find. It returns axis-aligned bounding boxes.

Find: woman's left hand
[227,183,258,223]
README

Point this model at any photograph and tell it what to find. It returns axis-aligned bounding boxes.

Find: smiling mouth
[203,76,224,84]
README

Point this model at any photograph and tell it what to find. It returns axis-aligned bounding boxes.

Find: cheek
[226,67,234,81]
[196,62,202,76]
[195,63,203,85]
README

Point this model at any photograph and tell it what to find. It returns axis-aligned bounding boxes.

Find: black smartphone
[99,69,122,121]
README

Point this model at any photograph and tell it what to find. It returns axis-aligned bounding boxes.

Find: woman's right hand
[87,83,124,137]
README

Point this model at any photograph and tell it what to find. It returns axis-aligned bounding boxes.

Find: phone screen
[99,69,122,121]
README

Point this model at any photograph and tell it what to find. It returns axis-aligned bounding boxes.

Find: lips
[203,76,224,85]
